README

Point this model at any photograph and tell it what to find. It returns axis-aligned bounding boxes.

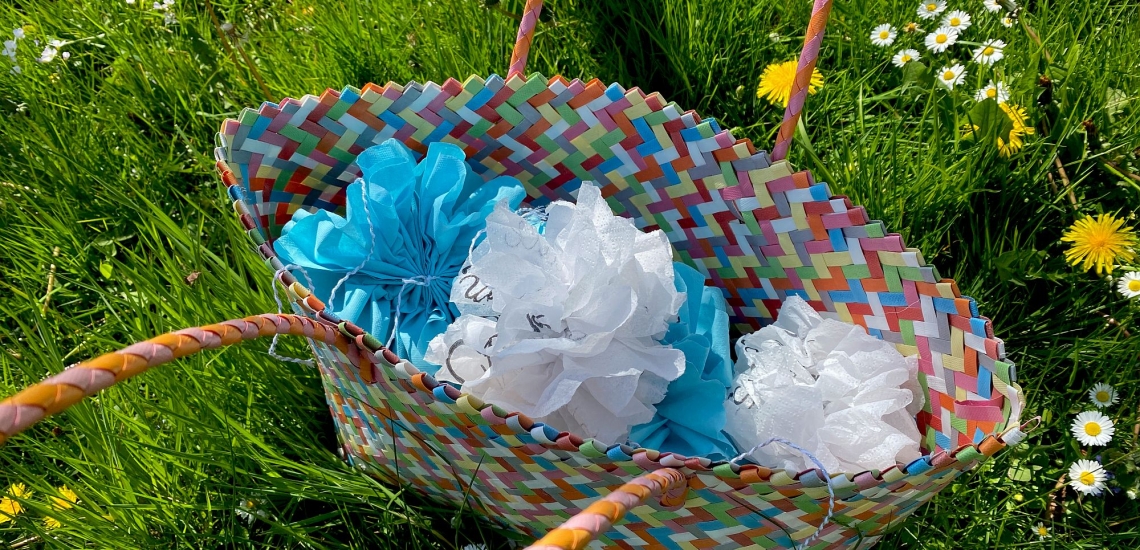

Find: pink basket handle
[505,0,835,161]
[0,314,354,446]
[524,468,688,550]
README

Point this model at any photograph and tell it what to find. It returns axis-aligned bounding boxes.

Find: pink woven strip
[507,0,544,79]
[772,0,834,161]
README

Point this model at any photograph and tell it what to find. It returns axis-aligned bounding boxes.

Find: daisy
[871,24,897,47]
[925,27,959,53]
[1061,213,1138,274]
[997,103,1034,156]
[0,483,30,524]
[917,0,947,19]
[974,80,1010,103]
[983,0,1002,12]
[1035,522,1049,539]
[1001,16,1015,27]
[1068,459,1108,495]
[757,58,824,107]
[973,39,1005,65]
[892,48,921,67]
[1119,272,1140,298]
[2,39,14,60]
[1071,410,1115,446]
[936,64,967,90]
[942,10,972,31]
[1089,382,1120,407]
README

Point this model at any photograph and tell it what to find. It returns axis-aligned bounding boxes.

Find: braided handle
[0,314,350,446]
[507,0,544,79]
[525,468,688,550]
[771,0,834,161]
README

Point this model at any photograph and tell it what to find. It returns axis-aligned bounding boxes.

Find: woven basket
[1,0,1029,548]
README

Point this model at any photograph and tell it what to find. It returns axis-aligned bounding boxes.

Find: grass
[1,0,1139,547]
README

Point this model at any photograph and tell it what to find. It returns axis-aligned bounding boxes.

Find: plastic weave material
[213,71,1025,548]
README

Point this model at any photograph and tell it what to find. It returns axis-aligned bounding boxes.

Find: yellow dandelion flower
[0,483,30,524]
[44,515,61,529]
[1061,213,1138,274]
[51,485,78,510]
[757,58,824,108]
[997,103,1035,157]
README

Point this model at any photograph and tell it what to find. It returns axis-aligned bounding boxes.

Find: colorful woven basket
[0,0,1030,547]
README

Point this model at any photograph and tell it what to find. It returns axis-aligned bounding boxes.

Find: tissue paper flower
[427,183,685,445]
[1068,459,1107,495]
[274,138,525,370]
[1071,411,1114,446]
[628,262,736,459]
[1089,383,1119,408]
[724,296,923,472]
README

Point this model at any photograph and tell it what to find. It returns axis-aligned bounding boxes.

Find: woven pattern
[773,0,834,161]
[214,74,1025,548]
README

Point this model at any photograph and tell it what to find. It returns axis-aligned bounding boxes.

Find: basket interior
[215,73,1023,456]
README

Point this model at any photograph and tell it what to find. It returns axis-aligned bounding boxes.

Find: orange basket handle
[505,0,834,162]
[0,314,352,446]
[524,468,688,550]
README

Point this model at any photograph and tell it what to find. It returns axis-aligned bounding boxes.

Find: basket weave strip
[772,0,834,161]
[508,0,544,79]
[0,314,349,446]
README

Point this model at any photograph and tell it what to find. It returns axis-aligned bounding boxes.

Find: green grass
[1,0,1139,547]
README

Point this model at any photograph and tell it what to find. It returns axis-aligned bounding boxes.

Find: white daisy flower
[871,24,898,47]
[1089,383,1120,408]
[1002,16,1015,27]
[974,80,1010,103]
[983,0,1002,12]
[973,39,1006,65]
[1117,271,1140,298]
[37,45,57,63]
[942,10,972,31]
[61,51,70,61]
[1071,410,1115,446]
[1068,459,1108,495]
[917,0,948,19]
[892,48,921,67]
[2,39,15,60]
[12,28,25,40]
[936,64,967,89]
[1036,522,1049,539]
[925,27,959,53]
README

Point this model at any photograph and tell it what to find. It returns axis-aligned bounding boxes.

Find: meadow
[1,0,1139,547]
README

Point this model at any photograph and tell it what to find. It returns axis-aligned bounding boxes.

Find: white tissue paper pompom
[426,183,686,444]
[725,295,924,472]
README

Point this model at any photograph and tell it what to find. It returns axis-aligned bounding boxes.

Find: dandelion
[917,0,947,19]
[974,80,1010,103]
[1071,411,1115,446]
[0,484,30,524]
[942,10,972,31]
[972,39,1005,65]
[871,24,897,47]
[997,103,1034,156]
[1035,522,1049,539]
[1089,382,1120,408]
[41,485,78,530]
[756,58,824,108]
[936,64,967,89]
[925,27,959,53]
[983,0,1002,12]
[892,49,921,67]
[1001,16,1015,27]
[1068,459,1108,495]
[1061,213,1138,274]
[1118,272,1140,298]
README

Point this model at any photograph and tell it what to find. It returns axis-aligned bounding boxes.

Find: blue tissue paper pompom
[273,138,526,371]
[629,262,737,459]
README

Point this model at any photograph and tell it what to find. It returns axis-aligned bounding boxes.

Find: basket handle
[0,314,351,446]
[504,0,834,162]
[524,468,688,550]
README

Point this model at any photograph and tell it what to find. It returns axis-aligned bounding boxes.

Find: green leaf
[99,261,113,278]
[901,60,933,88]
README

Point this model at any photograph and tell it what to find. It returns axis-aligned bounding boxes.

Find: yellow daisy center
[986,88,997,98]
[1037,525,1048,536]
[1129,280,1140,291]
[1096,390,1111,402]
[1079,471,1096,485]
[880,31,890,39]
[926,3,937,10]
[983,46,996,55]
[943,70,956,80]
[950,17,961,25]
[936,34,948,44]
[901,55,912,62]
[1084,421,1102,436]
